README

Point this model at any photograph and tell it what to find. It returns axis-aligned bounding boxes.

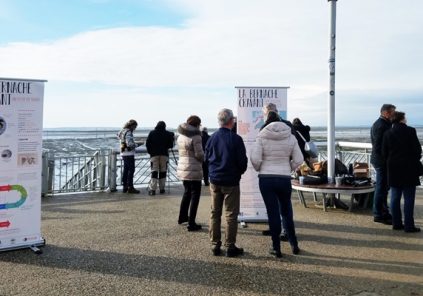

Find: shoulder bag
[296,131,318,158]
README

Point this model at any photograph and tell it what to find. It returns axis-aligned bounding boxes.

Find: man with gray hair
[262,103,294,134]
[205,108,248,257]
[263,102,278,115]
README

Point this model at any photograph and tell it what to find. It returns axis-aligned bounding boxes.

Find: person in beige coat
[177,115,204,231]
[250,113,303,257]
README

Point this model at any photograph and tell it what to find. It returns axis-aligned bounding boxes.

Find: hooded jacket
[250,121,303,176]
[176,123,204,180]
[146,122,175,157]
[118,128,137,156]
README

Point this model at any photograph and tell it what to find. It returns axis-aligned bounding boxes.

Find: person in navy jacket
[205,108,248,257]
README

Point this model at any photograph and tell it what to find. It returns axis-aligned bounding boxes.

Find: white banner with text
[236,86,288,222]
[0,78,46,251]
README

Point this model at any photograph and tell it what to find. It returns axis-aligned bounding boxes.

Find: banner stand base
[238,217,268,228]
[29,244,43,254]
[0,238,46,255]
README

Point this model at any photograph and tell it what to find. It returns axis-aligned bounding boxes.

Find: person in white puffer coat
[250,113,303,258]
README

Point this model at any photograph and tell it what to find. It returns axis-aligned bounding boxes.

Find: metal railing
[42,149,180,195]
[317,141,373,175]
[60,151,107,192]
[41,142,422,196]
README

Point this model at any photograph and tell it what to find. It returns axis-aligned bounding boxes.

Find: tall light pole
[327,0,337,183]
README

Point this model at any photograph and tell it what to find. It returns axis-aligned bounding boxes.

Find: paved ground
[1,186,422,296]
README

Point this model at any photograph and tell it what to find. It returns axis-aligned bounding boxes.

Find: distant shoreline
[43,125,423,132]
[41,126,423,156]
[43,126,374,131]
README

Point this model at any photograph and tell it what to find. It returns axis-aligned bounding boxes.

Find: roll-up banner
[236,86,289,222]
[0,77,46,252]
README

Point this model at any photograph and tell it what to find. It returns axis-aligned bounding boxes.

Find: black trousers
[179,180,202,225]
[202,162,209,184]
[122,155,135,189]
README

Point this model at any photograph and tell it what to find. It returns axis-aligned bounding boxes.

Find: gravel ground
[1,186,422,296]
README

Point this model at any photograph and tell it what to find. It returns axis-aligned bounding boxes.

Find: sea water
[43,126,423,156]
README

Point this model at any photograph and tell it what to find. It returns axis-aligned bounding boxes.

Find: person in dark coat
[370,103,396,224]
[146,121,175,195]
[292,118,312,165]
[382,111,421,233]
[201,127,210,186]
[205,108,248,257]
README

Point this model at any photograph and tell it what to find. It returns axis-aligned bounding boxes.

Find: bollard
[99,151,107,190]
[41,151,49,197]
[47,152,55,195]
[108,150,117,192]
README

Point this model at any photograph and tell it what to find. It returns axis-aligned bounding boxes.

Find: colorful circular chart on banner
[0,184,28,210]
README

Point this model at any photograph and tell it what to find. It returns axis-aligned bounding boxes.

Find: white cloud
[43,84,233,128]
[1,0,422,127]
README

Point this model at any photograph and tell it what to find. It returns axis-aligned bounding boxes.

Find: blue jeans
[122,155,135,189]
[390,186,416,230]
[373,166,390,218]
[259,176,298,252]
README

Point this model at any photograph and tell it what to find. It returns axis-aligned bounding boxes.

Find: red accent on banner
[0,220,11,228]
[0,185,12,191]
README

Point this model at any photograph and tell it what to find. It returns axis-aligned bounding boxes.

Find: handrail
[337,141,372,149]
[65,151,106,191]
[41,142,422,196]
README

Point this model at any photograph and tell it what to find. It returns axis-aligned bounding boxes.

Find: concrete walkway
[1,186,422,296]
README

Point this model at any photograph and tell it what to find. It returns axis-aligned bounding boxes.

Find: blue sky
[0,0,186,43]
[0,0,422,128]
